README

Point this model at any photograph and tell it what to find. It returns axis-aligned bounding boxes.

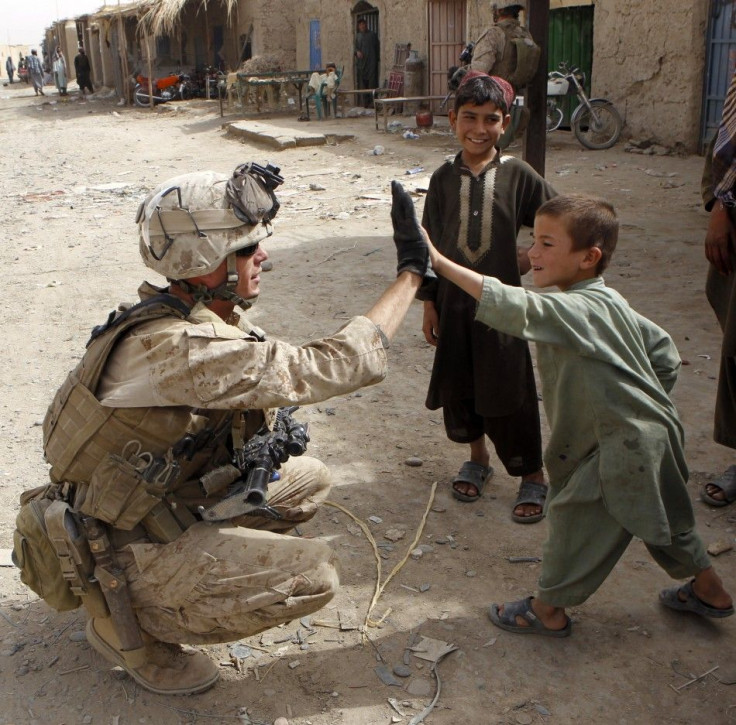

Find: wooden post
[522,0,550,177]
[144,28,154,108]
[117,12,131,105]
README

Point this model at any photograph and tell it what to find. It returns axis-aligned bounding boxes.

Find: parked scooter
[546,62,622,150]
[133,70,191,107]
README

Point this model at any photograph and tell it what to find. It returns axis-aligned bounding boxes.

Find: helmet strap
[171,252,257,311]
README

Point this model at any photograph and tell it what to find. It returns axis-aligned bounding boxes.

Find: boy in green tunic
[420,192,733,635]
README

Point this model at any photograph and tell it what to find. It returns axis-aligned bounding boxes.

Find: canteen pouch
[12,485,82,612]
[78,454,161,530]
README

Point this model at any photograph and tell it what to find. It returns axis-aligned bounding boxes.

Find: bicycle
[546,62,622,150]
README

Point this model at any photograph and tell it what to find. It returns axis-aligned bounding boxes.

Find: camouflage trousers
[115,456,338,644]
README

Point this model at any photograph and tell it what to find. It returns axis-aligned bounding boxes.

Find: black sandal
[511,479,547,523]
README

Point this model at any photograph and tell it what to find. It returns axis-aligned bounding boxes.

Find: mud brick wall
[591,0,708,152]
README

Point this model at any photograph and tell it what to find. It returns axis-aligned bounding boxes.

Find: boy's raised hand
[391,180,429,277]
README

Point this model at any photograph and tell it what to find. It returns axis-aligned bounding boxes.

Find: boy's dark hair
[453,74,509,114]
[536,195,618,275]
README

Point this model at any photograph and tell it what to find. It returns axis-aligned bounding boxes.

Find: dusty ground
[0,81,734,725]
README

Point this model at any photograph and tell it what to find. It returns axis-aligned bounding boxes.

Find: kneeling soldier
[17,167,427,694]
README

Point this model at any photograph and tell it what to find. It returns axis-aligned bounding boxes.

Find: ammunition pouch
[76,452,163,530]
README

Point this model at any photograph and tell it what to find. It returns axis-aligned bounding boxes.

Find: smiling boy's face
[449,101,509,166]
[529,214,600,290]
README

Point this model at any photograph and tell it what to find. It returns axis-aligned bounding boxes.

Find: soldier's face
[234,244,269,299]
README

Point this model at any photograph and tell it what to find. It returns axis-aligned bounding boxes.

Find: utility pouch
[79,453,161,530]
[509,37,541,88]
[44,500,108,617]
[12,486,82,611]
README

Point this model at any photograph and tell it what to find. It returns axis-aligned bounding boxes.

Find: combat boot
[86,617,219,695]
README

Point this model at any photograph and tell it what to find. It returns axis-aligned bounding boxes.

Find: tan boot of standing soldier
[86,617,219,695]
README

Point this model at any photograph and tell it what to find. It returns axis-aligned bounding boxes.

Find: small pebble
[405,456,423,467]
[69,631,87,642]
[393,664,411,678]
[406,677,432,696]
[368,515,383,524]
[288,660,300,669]
[419,583,431,592]
[274,718,289,725]
[465,570,476,577]
[707,539,734,556]
[410,548,423,560]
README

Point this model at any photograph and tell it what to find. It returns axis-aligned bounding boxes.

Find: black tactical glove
[391,180,429,278]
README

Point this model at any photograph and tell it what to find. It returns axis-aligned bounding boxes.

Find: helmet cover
[138,164,280,280]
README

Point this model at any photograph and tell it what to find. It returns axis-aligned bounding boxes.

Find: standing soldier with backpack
[468,1,541,146]
[470,2,540,88]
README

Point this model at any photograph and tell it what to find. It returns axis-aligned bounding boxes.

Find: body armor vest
[42,295,241,535]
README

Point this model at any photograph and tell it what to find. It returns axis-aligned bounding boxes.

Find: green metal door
[547,5,594,127]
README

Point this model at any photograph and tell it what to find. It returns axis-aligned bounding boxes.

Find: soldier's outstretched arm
[364,181,427,341]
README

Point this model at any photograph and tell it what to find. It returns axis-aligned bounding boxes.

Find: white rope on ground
[325,480,438,636]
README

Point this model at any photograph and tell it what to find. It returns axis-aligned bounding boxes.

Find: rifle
[198,407,309,522]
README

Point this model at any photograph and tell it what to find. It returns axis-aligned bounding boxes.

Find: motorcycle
[186,65,227,99]
[133,70,192,107]
[546,62,622,150]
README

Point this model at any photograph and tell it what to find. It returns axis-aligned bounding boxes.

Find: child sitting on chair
[308,62,338,102]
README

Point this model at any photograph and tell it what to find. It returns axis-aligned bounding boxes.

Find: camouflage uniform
[23,167,424,695]
[88,292,387,643]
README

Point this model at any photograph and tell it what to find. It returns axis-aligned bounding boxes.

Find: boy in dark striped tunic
[420,71,556,522]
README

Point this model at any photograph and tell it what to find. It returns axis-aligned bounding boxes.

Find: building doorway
[427,0,466,113]
[352,1,380,88]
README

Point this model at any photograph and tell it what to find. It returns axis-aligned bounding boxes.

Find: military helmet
[492,1,526,11]
[137,163,282,280]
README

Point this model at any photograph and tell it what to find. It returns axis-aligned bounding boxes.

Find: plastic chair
[305,66,343,120]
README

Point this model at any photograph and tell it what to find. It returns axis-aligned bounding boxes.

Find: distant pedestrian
[26,50,45,96]
[74,46,93,97]
[53,48,68,95]
[6,56,15,84]
[354,17,379,108]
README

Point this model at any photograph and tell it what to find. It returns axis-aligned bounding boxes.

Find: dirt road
[0,84,734,725]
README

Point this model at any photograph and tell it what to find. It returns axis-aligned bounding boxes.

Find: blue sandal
[489,597,572,637]
[659,580,734,619]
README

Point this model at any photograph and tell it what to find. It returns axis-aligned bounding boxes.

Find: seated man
[16,166,428,695]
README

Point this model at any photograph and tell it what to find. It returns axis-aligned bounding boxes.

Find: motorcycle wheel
[546,103,564,133]
[179,83,192,101]
[134,83,154,107]
[572,99,622,150]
